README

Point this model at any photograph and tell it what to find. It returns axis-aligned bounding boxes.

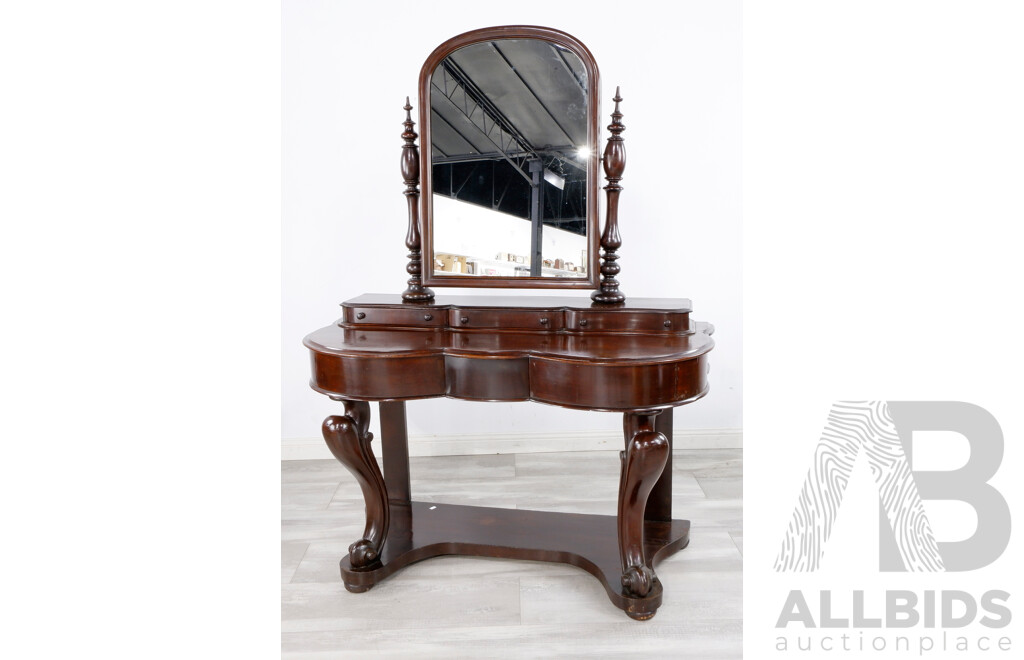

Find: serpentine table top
[304,294,714,411]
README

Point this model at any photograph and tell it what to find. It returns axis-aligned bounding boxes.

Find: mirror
[419,27,601,289]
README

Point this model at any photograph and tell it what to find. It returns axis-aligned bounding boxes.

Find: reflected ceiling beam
[434,147,586,175]
[431,110,483,159]
[550,44,587,94]
[452,161,480,199]
[432,61,537,184]
[489,41,577,146]
[432,150,533,165]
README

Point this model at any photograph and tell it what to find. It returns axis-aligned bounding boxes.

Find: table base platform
[340,501,691,620]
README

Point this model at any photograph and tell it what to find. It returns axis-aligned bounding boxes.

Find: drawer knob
[356,312,366,320]
[539,317,549,325]
[423,314,433,321]
[579,319,588,327]
[664,320,672,328]
[460,316,469,324]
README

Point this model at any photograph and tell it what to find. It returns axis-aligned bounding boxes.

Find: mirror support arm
[400,98,435,302]
[592,88,627,304]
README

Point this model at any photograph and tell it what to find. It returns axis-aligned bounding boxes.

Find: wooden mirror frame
[418,26,602,290]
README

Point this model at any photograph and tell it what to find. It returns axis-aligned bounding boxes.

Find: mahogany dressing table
[303,26,714,620]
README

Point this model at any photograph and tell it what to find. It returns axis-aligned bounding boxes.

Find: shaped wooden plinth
[339,501,690,620]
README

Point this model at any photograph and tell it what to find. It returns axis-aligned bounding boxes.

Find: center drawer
[448,308,566,331]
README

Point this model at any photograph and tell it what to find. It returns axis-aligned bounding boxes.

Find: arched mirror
[419,26,601,289]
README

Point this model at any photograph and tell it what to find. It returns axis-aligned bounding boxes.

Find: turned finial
[610,87,623,125]
[402,97,415,139]
[592,87,627,304]
[400,97,434,302]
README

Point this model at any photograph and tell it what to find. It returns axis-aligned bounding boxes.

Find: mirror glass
[428,38,591,279]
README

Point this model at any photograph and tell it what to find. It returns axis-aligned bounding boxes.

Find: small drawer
[449,308,565,331]
[345,306,446,327]
[566,309,690,333]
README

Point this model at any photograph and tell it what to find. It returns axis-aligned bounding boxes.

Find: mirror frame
[419,26,601,290]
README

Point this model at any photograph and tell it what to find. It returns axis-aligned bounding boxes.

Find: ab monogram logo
[775,401,1010,573]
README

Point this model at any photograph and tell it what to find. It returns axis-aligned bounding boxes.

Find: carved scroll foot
[322,401,389,569]
[621,564,656,597]
[618,410,670,598]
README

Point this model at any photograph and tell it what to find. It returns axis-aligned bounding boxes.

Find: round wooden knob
[356,312,366,320]
[423,314,433,321]
[579,319,588,327]
[540,317,549,325]
[664,320,672,328]
[460,316,469,324]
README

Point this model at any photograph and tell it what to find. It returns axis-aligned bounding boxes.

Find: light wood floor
[282,449,742,658]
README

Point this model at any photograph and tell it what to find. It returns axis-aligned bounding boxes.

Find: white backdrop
[744,2,1024,657]
[282,0,742,456]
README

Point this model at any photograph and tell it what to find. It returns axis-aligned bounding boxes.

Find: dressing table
[303,26,714,620]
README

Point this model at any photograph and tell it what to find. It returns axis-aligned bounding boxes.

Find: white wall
[433,194,589,275]
[283,0,742,456]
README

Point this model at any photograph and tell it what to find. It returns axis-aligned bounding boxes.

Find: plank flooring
[282,449,742,658]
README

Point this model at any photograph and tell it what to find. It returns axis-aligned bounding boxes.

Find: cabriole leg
[618,410,670,609]
[322,400,389,571]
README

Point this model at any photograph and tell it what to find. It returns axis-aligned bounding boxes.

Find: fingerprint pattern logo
[774,401,944,572]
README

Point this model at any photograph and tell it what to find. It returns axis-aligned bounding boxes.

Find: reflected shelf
[434,251,586,278]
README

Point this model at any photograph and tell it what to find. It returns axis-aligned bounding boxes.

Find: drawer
[344,306,447,328]
[448,308,565,331]
[565,309,690,333]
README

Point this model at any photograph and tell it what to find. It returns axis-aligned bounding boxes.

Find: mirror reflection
[430,38,589,278]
